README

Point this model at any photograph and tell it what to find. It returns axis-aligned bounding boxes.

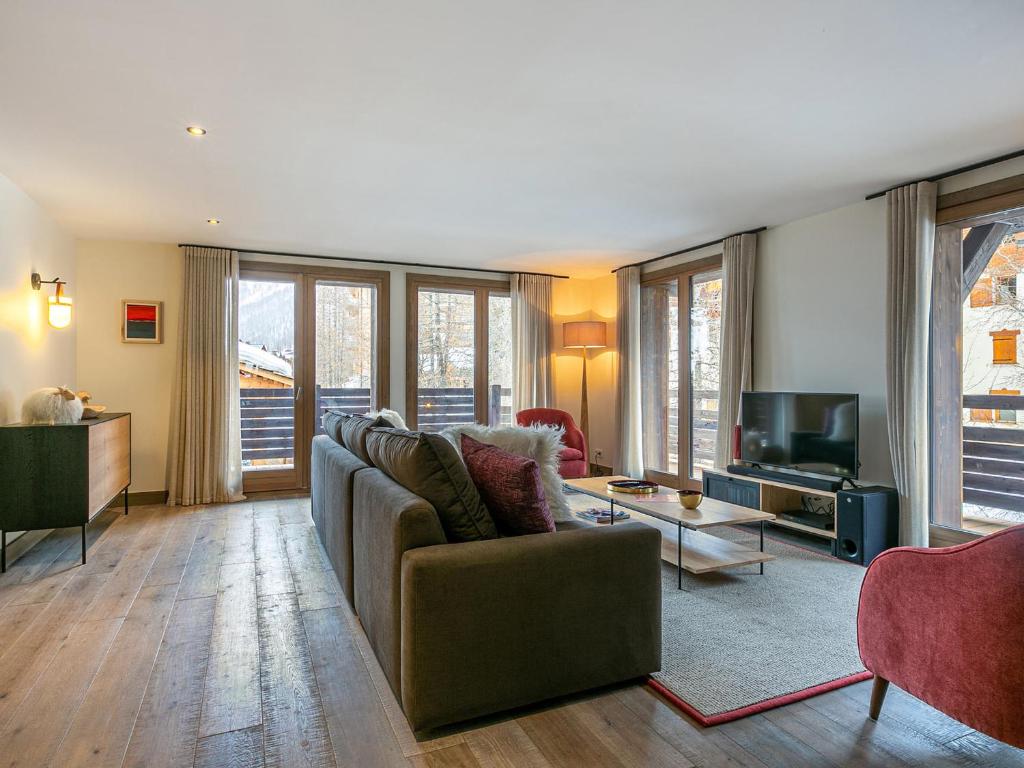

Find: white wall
[754,198,892,483]
[0,172,76,424]
[75,241,182,493]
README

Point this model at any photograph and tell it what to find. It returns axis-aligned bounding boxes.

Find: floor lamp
[562,321,607,453]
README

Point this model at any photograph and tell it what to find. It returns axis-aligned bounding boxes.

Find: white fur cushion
[364,408,408,431]
[22,386,84,425]
[440,423,571,521]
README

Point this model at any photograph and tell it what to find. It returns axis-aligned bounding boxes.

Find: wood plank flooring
[0,496,1020,767]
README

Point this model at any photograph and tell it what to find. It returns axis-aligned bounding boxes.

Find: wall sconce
[31,272,73,329]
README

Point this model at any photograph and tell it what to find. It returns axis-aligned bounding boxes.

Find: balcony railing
[240,385,513,465]
[241,387,296,465]
[667,388,719,470]
[416,384,512,432]
[962,394,1024,513]
[240,386,373,466]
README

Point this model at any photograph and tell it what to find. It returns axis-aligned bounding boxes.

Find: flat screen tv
[739,392,859,479]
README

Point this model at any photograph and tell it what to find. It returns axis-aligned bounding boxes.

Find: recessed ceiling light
[186,126,207,136]
[207,218,221,225]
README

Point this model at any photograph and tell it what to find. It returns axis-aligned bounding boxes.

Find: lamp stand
[580,350,590,453]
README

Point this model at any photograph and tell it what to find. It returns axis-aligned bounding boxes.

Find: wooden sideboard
[0,412,131,571]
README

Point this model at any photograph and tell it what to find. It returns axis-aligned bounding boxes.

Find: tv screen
[740,392,859,479]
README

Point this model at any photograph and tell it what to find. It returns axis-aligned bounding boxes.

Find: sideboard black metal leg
[124,486,129,515]
[1,530,5,574]
[81,525,87,565]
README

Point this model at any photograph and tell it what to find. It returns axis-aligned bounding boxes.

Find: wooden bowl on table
[677,489,703,509]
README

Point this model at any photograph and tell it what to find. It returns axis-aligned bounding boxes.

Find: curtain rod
[865,147,1024,201]
[610,226,767,274]
[176,244,570,279]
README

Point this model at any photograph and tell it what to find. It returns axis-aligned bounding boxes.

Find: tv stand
[704,467,839,541]
[725,463,842,493]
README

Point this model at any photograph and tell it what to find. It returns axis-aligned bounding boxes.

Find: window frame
[640,254,723,491]
[405,273,511,430]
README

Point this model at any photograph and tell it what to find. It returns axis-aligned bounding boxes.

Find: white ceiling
[1,1,1022,278]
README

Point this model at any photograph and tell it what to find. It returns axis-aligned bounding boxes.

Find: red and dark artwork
[124,302,159,340]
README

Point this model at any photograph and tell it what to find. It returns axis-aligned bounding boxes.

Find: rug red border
[647,670,873,726]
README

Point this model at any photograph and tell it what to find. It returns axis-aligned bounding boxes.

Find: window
[993,388,1020,423]
[990,329,1019,364]
[994,274,1018,305]
[640,257,723,489]
[969,275,993,308]
[407,275,512,431]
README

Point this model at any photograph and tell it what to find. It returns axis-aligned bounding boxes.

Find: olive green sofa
[310,426,662,732]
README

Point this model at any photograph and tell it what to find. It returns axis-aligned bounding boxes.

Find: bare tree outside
[315,282,375,389]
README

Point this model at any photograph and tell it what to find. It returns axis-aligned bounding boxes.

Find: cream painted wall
[75,241,182,492]
[552,274,617,468]
[0,172,76,425]
[77,245,553,491]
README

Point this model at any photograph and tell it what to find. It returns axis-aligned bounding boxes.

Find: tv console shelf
[702,468,838,540]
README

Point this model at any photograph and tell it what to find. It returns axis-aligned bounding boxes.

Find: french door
[238,263,389,492]
[639,257,723,490]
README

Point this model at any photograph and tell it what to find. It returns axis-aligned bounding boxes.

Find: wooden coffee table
[565,476,776,588]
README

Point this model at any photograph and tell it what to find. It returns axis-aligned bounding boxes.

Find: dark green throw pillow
[365,427,498,542]
[321,411,391,464]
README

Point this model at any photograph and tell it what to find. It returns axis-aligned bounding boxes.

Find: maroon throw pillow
[460,434,555,536]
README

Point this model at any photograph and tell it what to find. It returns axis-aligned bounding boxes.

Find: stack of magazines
[575,507,630,524]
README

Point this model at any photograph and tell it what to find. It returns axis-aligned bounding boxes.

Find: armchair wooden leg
[869,675,889,721]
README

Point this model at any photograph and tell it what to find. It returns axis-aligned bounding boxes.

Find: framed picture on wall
[121,300,163,343]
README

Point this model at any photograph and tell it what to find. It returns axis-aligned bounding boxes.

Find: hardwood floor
[0,496,1020,767]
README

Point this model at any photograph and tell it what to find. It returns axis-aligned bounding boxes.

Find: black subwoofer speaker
[835,486,899,566]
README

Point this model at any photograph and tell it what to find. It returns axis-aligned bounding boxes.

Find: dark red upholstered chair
[857,525,1024,748]
[515,408,588,479]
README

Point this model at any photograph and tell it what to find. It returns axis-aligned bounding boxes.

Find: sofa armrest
[399,522,662,731]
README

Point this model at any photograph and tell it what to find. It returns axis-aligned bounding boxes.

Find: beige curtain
[614,266,644,477]
[715,233,757,469]
[167,246,244,505]
[511,273,554,413]
[886,181,937,547]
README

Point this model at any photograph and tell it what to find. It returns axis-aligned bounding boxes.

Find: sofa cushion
[366,428,498,542]
[460,434,555,536]
[440,424,572,522]
[322,411,391,464]
[558,447,584,461]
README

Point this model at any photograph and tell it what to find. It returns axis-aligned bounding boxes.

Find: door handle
[294,386,303,403]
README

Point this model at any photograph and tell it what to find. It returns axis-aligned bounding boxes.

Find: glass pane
[961,227,1024,534]
[640,280,679,475]
[417,288,475,431]
[239,279,295,471]
[488,294,513,426]
[314,281,377,430]
[690,271,722,480]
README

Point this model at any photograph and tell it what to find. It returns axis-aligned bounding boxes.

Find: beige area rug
[566,492,870,725]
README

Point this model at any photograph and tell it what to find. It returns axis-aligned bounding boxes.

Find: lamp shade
[563,320,606,349]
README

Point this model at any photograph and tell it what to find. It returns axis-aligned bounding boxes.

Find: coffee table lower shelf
[662,526,774,575]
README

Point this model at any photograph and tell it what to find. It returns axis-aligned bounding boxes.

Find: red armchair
[857,525,1024,748]
[516,408,588,479]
